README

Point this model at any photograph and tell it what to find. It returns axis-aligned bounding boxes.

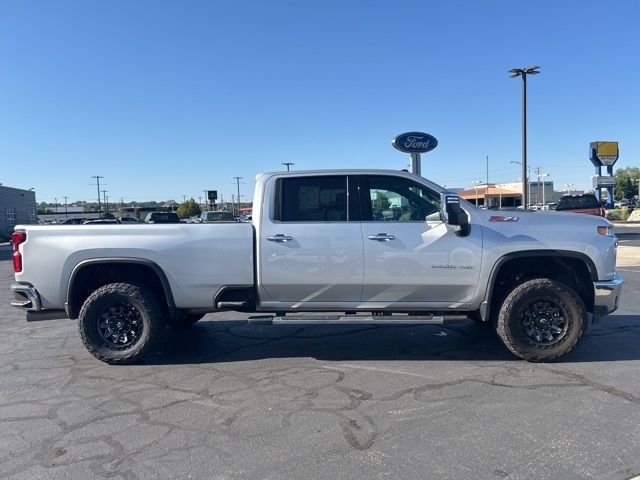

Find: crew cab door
[258,174,363,305]
[359,174,483,305]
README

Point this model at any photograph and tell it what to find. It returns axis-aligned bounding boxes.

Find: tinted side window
[279,176,348,222]
[360,175,441,222]
[557,195,599,210]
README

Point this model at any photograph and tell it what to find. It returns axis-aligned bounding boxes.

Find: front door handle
[367,233,396,241]
[267,234,293,242]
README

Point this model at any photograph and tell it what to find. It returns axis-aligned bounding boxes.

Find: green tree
[176,198,202,218]
[614,167,640,200]
[372,192,390,212]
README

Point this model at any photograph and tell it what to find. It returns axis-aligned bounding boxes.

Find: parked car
[200,211,235,222]
[62,218,86,225]
[10,169,622,364]
[144,212,181,224]
[556,194,606,217]
[241,214,253,222]
[83,219,120,225]
[119,216,141,224]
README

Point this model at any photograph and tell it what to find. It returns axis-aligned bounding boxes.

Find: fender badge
[489,215,519,222]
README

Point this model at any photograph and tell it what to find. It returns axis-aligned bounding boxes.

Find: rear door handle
[367,233,396,241]
[267,234,293,242]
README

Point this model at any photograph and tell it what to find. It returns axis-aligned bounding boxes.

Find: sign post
[392,132,438,176]
[589,141,619,209]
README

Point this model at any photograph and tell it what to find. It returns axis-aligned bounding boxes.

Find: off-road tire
[168,312,206,328]
[78,283,165,365]
[496,278,588,362]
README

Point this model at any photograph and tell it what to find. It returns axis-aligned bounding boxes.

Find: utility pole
[535,167,542,205]
[63,196,68,219]
[102,190,108,215]
[54,197,58,214]
[233,177,242,215]
[202,190,209,210]
[282,162,294,171]
[183,195,186,203]
[92,176,104,218]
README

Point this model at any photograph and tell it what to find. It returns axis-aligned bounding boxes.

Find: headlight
[597,226,615,237]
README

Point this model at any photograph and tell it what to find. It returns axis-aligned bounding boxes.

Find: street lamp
[510,160,531,208]
[509,65,540,210]
[472,180,482,206]
[282,162,295,171]
[537,172,549,209]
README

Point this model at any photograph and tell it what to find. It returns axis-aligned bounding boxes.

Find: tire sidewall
[497,279,587,361]
[79,284,160,363]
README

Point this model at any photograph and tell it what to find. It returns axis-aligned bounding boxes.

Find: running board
[247,314,469,325]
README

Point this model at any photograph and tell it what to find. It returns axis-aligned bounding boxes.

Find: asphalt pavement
[1,246,639,480]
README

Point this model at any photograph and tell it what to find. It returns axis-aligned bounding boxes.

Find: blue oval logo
[392,132,438,154]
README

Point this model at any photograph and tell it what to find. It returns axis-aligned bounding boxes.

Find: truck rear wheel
[496,278,588,362]
[78,283,165,364]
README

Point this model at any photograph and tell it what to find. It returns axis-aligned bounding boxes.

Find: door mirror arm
[439,192,471,237]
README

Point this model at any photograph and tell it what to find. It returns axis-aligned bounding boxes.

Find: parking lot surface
[1,246,639,480]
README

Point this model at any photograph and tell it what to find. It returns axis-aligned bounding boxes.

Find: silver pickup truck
[10,169,622,364]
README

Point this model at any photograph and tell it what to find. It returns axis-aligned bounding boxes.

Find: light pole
[282,162,294,171]
[537,172,549,209]
[92,176,104,218]
[233,177,242,215]
[509,66,540,210]
[510,160,532,208]
[473,180,482,207]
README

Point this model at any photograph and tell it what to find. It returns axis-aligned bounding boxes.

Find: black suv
[144,212,181,224]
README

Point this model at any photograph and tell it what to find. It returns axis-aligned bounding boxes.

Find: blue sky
[1,0,638,204]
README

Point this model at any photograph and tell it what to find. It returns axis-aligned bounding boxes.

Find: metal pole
[63,196,68,219]
[234,177,242,215]
[521,74,528,209]
[409,153,421,177]
[92,176,103,218]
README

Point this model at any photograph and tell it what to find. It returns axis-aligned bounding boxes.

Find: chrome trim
[11,283,42,311]
[593,273,623,319]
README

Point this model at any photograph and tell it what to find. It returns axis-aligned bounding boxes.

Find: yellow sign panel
[596,141,618,158]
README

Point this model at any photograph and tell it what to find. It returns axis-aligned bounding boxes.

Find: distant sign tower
[589,141,619,209]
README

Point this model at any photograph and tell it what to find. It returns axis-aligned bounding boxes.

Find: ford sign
[392,132,438,154]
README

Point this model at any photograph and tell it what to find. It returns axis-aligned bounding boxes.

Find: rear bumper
[11,283,42,311]
[593,273,623,320]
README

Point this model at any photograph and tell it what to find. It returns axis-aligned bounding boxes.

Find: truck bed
[15,223,254,309]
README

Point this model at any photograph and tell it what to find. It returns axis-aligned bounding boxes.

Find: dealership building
[0,185,37,234]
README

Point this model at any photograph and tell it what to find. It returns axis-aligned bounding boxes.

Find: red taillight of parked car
[12,231,26,273]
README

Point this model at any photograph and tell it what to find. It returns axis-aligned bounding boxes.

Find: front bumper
[593,273,623,320]
[11,283,42,311]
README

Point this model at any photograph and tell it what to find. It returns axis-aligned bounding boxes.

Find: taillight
[12,231,26,273]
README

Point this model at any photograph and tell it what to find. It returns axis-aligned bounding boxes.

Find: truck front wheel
[496,278,588,362]
[78,283,165,364]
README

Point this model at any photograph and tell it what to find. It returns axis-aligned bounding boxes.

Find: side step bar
[248,314,469,325]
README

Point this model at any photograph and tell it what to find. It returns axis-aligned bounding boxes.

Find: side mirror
[440,192,471,237]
